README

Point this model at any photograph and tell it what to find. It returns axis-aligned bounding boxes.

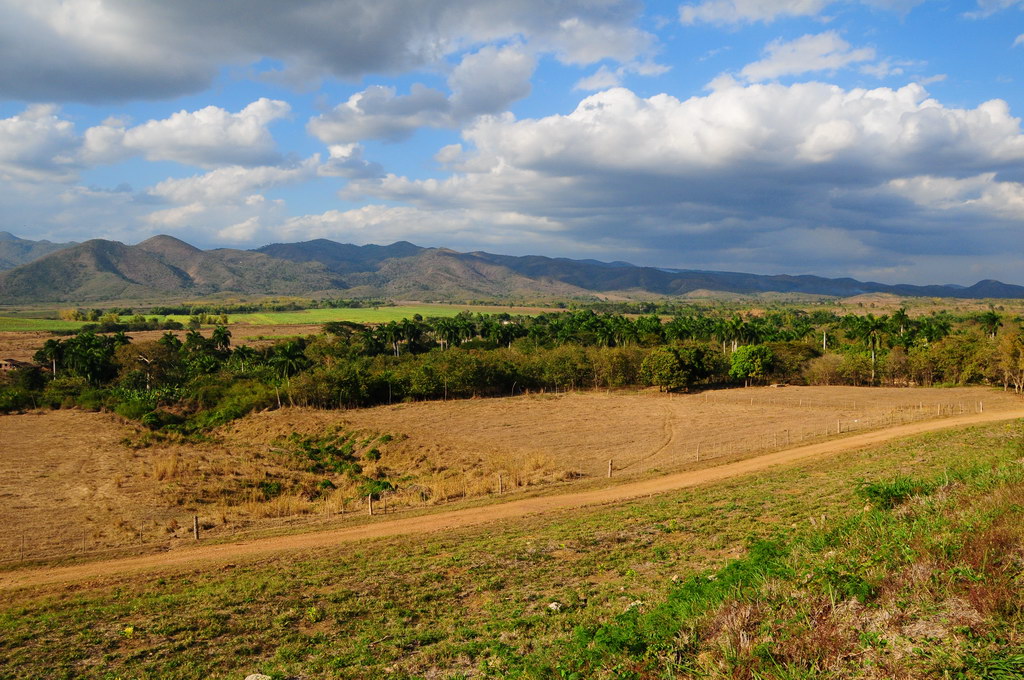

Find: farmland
[1,386,1018,564]
[1,411,1022,678]
[2,299,1024,679]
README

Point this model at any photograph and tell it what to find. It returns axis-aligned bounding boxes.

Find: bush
[0,387,34,413]
[856,475,938,509]
[42,376,90,408]
[185,380,278,431]
[114,399,154,421]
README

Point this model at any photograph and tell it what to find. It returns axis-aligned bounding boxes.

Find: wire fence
[3,392,1021,566]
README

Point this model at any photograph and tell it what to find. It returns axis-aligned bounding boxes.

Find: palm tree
[34,338,64,376]
[379,322,402,357]
[231,345,256,371]
[269,340,308,383]
[978,308,1003,339]
[211,325,232,351]
[919,315,952,345]
[846,314,888,383]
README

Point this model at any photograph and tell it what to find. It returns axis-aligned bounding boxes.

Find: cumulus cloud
[91,99,291,167]
[679,0,923,24]
[965,0,1024,18]
[0,0,654,102]
[740,32,876,82]
[343,83,1024,279]
[1014,33,1024,47]
[0,105,79,181]
[680,0,831,25]
[318,144,385,179]
[148,157,319,204]
[308,46,535,143]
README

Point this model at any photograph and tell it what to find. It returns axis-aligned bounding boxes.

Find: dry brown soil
[3,404,1023,592]
[1,385,1021,576]
[0,324,319,363]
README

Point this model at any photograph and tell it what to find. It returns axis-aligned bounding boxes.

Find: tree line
[2,307,1022,429]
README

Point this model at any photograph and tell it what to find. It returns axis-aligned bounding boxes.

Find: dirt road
[4,407,1023,592]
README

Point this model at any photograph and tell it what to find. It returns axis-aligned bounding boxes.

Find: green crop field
[0,317,84,332]
[162,304,551,326]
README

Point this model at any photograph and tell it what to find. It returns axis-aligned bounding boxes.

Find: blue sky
[0,0,1022,285]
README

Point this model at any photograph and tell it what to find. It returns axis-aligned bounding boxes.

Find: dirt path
[4,408,1023,592]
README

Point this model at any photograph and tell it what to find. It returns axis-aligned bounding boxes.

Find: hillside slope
[2,234,1023,302]
[0,235,346,302]
[0,231,77,270]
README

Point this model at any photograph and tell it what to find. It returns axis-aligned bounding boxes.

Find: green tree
[729,344,775,386]
[640,344,714,392]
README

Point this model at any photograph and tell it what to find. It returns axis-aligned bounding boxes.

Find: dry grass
[0,385,1020,561]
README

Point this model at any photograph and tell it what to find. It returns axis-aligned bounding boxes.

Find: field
[2,412,1023,678]
[0,303,553,337]
[0,317,84,332]
[160,303,553,326]
[1,385,1019,564]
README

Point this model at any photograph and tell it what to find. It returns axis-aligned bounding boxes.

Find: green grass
[1,422,1022,679]
[0,317,84,332]
[161,304,547,326]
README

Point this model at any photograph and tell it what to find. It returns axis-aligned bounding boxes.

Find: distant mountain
[0,235,346,302]
[1,235,1022,303]
[0,231,77,270]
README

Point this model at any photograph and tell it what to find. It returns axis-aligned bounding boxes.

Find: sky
[0,0,1022,285]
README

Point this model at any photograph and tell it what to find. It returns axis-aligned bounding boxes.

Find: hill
[2,234,1023,303]
[0,235,346,302]
[0,231,76,270]
[259,238,1024,300]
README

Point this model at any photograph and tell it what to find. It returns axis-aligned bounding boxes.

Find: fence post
[192,515,199,541]
[368,495,374,516]
[607,459,613,478]
[498,473,504,494]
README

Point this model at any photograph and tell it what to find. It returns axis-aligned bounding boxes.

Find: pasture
[2,413,1022,679]
[1,385,1017,563]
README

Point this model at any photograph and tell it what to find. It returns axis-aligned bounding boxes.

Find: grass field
[1,419,1022,678]
[161,304,551,326]
[3,386,1016,563]
[0,317,83,332]
[0,303,549,334]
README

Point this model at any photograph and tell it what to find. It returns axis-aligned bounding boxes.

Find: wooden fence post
[607,460,613,478]
[193,515,200,541]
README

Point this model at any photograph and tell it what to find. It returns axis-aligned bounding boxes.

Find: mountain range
[0,233,1022,303]
[0,231,77,271]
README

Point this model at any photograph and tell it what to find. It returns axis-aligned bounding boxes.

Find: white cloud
[449,45,535,119]
[148,157,319,204]
[740,32,876,82]
[318,144,384,179]
[965,0,1024,18]
[1014,33,1024,47]
[885,173,1024,217]
[116,99,291,167]
[680,0,831,25]
[548,17,657,65]
[340,83,1024,279]
[308,45,535,143]
[0,1,654,102]
[0,105,79,181]
[679,0,924,24]
[307,85,451,143]
[575,66,623,91]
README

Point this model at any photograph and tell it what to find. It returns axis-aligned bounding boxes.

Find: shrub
[0,387,34,413]
[856,475,938,509]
